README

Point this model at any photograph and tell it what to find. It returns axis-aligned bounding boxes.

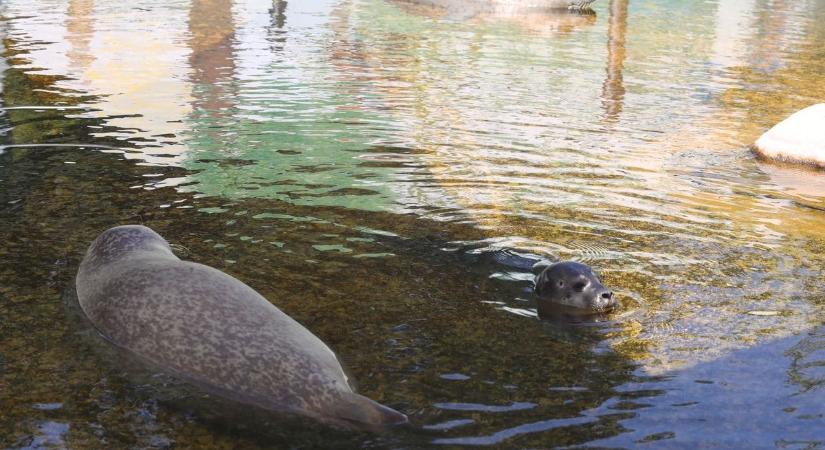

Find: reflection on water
[388,0,599,36]
[183,0,402,210]
[601,0,627,121]
[1,0,825,447]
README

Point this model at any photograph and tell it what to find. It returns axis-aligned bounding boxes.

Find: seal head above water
[534,261,616,318]
[76,225,407,430]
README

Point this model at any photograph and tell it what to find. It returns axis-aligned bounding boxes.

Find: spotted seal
[76,225,407,429]
[534,261,616,318]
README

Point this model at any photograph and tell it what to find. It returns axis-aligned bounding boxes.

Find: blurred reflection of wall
[188,0,237,117]
[710,0,756,69]
[67,1,193,162]
[66,0,95,74]
[602,0,628,122]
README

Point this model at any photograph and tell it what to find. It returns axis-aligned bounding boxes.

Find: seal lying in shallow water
[534,261,616,318]
[76,225,407,430]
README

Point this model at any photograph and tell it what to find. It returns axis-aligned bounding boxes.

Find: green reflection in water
[180,0,402,212]
[182,100,400,211]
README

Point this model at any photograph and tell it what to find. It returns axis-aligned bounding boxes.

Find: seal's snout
[596,289,616,309]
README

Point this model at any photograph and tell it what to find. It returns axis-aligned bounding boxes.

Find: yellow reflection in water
[76,4,192,157]
[188,0,237,116]
[334,0,825,374]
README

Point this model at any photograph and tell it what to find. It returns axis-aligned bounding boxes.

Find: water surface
[1,0,825,447]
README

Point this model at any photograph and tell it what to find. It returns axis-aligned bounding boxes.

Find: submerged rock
[753,104,825,168]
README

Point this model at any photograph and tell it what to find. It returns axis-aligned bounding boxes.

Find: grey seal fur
[76,225,407,429]
[534,261,616,318]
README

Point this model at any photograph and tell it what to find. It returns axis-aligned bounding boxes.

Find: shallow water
[1,0,825,447]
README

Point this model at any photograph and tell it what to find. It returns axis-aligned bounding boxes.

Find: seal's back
[76,225,407,429]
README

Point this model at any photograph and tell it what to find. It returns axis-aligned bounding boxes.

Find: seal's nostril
[601,291,613,300]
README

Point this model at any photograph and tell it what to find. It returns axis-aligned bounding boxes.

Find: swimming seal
[76,225,407,429]
[534,261,616,317]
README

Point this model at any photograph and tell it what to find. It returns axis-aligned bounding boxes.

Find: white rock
[754,103,825,167]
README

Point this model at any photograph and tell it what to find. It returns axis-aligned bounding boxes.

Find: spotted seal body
[76,225,407,429]
[534,261,616,318]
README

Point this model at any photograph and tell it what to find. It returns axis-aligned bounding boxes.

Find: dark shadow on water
[586,325,825,448]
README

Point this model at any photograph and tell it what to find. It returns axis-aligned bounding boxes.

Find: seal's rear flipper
[329,393,408,430]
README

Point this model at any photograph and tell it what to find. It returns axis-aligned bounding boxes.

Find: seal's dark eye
[557,280,564,288]
[573,282,587,292]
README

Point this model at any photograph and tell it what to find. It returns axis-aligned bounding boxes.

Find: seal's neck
[83,232,177,270]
